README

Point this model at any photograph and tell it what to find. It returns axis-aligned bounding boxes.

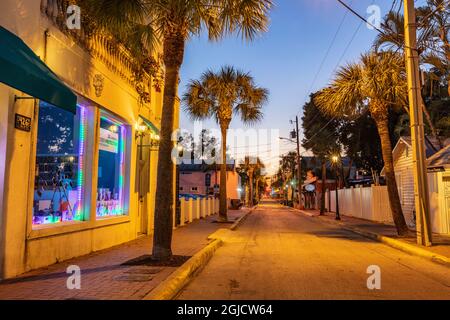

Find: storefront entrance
[137,133,151,235]
[135,116,160,235]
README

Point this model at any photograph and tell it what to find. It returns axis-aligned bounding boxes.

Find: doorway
[136,133,151,235]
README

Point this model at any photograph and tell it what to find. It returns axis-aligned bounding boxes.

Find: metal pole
[404,0,432,246]
[295,116,302,208]
[335,168,340,220]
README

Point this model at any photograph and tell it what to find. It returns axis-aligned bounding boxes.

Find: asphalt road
[178,200,450,300]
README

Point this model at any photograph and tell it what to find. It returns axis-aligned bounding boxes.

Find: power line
[296,0,367,140]
[336,0,384,33]
[330,19,364,78]
[336,0,443,55]
[295,0,354,117]
[302,116,337,145]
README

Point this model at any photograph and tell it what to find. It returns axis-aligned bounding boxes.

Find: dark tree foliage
[301,94,340,160]
[338,114,384,173]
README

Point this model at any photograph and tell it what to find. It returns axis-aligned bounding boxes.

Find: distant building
[178,163,241,201]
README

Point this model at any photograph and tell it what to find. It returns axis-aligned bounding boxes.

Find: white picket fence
[177,197,220,227]
[327,185,394,224]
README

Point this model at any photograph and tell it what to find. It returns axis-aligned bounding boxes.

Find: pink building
[178,164,241,200]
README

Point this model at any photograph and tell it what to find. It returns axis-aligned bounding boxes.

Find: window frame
[27,102,132,240]
[94,110,130,220]
[30,102,88,229]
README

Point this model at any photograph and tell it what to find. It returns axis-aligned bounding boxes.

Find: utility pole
[404,0,432,246]
[293,116,302,208]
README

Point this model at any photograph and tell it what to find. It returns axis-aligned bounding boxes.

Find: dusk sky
[178,0,414,174]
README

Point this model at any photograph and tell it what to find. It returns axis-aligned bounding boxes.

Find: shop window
[33,102,86,226]
[96,115,127,218]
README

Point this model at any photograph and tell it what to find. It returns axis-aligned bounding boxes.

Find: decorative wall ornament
[93,74,104,97]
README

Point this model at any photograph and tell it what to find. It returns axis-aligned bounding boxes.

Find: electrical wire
[294,0,354,117]
[336,0,443,54]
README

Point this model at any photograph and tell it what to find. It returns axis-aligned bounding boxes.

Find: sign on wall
[99,127,119,153]
[15,113,32,132]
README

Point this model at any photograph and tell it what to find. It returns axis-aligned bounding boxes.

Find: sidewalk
[0,209,248,300]
[295,208,450,262]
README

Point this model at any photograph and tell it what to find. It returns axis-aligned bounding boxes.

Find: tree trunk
[256,179,260,203]
[219,125,228,221]
[373,114,409,236]
[447,72,450,97]
[320,160,327,214]
[152,32,185,260]
[248,171,254,207]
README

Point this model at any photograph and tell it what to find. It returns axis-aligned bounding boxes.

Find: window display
[33,102,86,225]
[96,115,126,218]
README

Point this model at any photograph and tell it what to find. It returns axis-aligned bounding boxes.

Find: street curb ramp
[143,238,223,300]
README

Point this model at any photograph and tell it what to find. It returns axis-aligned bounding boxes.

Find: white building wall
[393,146,415,224]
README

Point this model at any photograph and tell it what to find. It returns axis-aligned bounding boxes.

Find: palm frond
[183,65,268,127]
[182,79,215,120]
[315,51,408,120]
[315,62,364,118]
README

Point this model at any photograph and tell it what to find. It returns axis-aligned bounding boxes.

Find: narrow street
[178,200,450,300]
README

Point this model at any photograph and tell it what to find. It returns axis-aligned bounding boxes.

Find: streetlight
[332,155,341,221]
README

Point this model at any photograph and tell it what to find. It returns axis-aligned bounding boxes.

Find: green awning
[0,26,76,113]
[140,115,160,134]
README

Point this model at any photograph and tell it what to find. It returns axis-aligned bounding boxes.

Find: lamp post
[332,155,341,221]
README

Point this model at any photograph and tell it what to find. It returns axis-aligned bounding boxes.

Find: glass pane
[96,116,126,218]
[33,102,85,225]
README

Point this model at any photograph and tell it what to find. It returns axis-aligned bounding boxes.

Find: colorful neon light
[33,104,87,225]
[96,116,126,218]
[75,105,87,221]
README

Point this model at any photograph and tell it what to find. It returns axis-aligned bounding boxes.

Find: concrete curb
[143,238,223,300]
[343,226,450,268]
[294,210,450,268]
[145,208,256,300]
[230,206,256,231]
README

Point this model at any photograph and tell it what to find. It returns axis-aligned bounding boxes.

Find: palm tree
[80,0,273,259]
[373,3,448,141]
[183,66,268,221]
[420,0,450,96]
[315,51,410,236]
[238,156,265,207]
